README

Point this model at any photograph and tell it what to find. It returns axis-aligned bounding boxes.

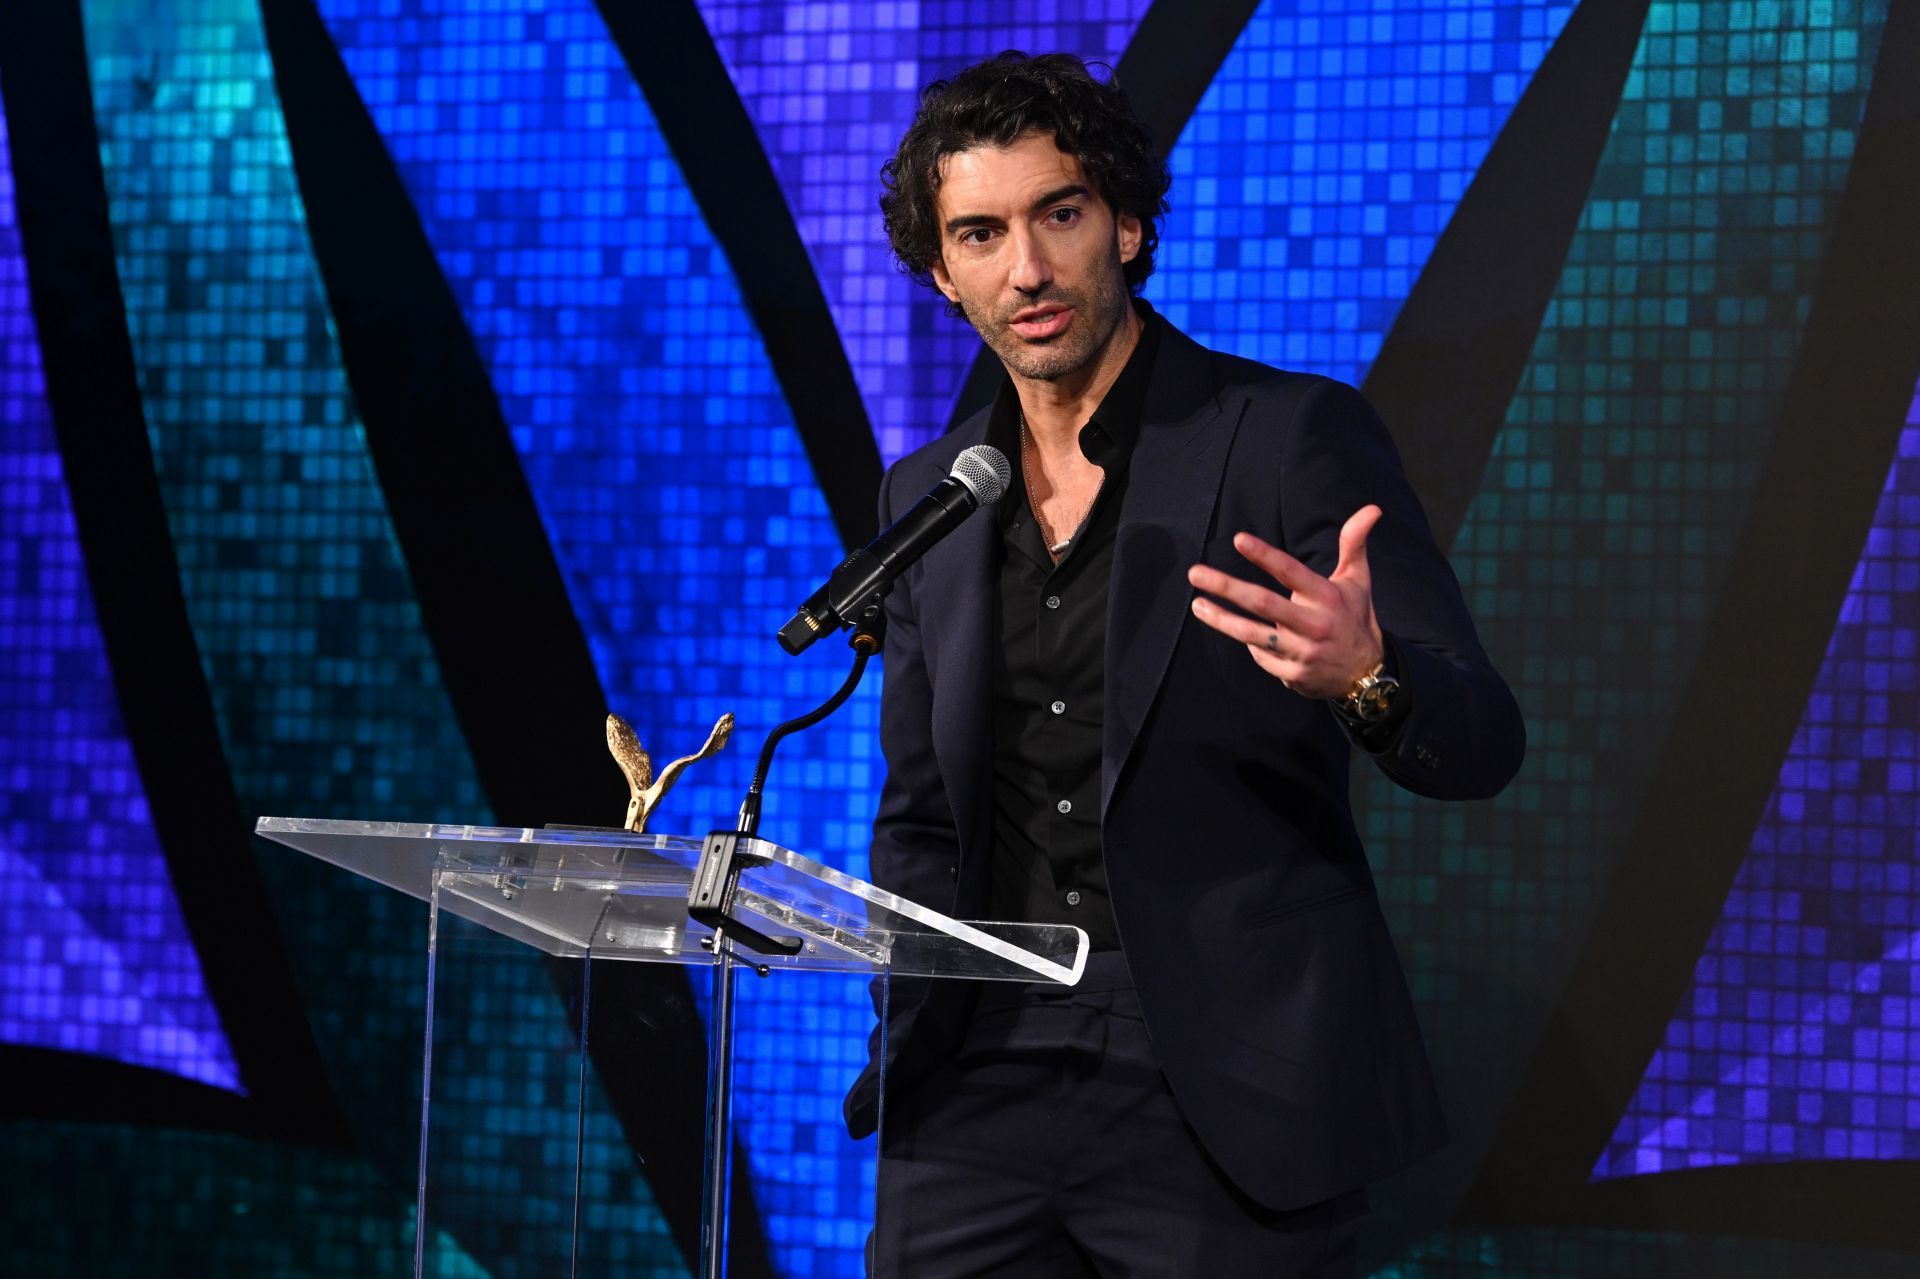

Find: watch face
[1354,675,1399,722]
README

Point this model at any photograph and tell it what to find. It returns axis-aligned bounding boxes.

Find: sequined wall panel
[1599,379,1920,1178]
[3,1123,461,1279]
[1154,0,1578,388]
[695,0,1152,462]
[316,2,880,1271]
[1352,0,1889,1183]
[0,67,238,1090]
[4,3,1911,1277]
[76,3,677,1273]
[80,0,474,1132]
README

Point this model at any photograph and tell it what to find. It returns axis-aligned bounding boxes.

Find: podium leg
[700,944,739,1279]
[570,947,593,1279]
[414,882,442,1279]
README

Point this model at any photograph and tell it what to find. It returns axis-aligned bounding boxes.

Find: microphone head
[951,444,1012,506]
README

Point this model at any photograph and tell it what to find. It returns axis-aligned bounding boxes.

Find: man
[845,52,1524,1276]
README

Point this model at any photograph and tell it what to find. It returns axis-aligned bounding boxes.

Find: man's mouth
[1008,306,1073,340]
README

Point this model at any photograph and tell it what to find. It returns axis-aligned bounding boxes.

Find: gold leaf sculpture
[607,711,735,833]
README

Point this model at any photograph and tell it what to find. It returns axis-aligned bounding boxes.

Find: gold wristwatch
[1337,660,1401,724]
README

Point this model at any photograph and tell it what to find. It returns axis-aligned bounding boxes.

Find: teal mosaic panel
[1350,0,1889,1190]
[0,1123,481,1279]
[80,0,474,1132]
[76,1,678,1271]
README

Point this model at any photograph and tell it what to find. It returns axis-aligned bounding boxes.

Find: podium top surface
[257,816,1085,985]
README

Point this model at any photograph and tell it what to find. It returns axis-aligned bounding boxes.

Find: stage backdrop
[3,0,1918,1275]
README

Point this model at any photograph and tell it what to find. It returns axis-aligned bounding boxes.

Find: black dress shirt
[984,317,1160,953]
[980,308,1413,954]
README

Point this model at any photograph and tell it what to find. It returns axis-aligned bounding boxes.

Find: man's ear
[1116,211,1143,265]
[929,255,960,305]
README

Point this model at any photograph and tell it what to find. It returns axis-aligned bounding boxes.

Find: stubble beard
[961,249,1133,384]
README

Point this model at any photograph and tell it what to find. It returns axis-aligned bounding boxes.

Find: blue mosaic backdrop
[0,67,239,1091]
[1153,0,1578,386]
[2,1,1917,1275]
[314,1,884,1271]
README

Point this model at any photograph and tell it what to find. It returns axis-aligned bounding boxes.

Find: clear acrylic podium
[256,816,1087,1277]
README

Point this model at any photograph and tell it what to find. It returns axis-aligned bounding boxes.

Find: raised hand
[1186,505,1385,700]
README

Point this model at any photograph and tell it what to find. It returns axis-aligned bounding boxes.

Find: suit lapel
[913,425,999,867]
[1103,326,1239,816]
[927,504,996,862]
[917,324,1240,841]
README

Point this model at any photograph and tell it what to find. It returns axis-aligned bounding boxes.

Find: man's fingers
[1246,643,1306,686]
[1189,596,1315,655]
[1193,518,1382,696]
[1230,532,1334,604]
[1185,564,1320,636]
[1335,505,1382,583]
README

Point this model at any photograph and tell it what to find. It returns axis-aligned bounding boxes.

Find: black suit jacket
[847,319,1525,1211]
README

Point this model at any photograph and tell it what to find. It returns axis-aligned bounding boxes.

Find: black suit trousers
[870,953,1367,1278]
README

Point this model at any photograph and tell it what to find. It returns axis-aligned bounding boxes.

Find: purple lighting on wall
[1598,381,1920,1178]
[0,77,240,1092]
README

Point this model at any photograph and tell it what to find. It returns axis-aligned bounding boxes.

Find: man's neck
[1013,305,1145,458]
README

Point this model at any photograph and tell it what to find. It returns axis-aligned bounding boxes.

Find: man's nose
[1007,227,1051,294]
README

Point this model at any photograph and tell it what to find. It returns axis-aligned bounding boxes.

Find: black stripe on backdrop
[1463,2,1920,1245]
[258,2,772,1273]
[0,0,347,1144]
[1363,0,1654,548]
[596,0,883,548]
[257,0,612,832]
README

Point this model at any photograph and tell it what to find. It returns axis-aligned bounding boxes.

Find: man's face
[929,132,1143,384]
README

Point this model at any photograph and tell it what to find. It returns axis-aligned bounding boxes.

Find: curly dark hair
[880,52,1171,300]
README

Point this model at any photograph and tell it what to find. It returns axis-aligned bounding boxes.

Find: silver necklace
[1019,410,1103,559]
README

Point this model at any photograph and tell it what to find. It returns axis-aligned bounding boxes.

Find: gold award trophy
[605,711,735,833]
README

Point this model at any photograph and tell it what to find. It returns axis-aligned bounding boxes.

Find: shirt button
[1065,890,1082,907]
[1056,799,1072,815]
[1045,595,1061,609]
[1050,700,1066,715]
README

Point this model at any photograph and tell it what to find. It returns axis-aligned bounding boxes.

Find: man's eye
[960,228,993,246]
[1047,207,1080,225]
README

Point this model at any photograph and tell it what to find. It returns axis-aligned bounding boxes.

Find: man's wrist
[1332,637,1410,742]
[1335,649,1398,722]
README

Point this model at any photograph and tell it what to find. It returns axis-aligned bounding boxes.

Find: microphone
[779,444,1011,655]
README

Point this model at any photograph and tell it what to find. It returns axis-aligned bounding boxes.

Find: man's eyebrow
[1030,183,1092,211]
[943,184,1095,235]
[944,211,1000,234]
